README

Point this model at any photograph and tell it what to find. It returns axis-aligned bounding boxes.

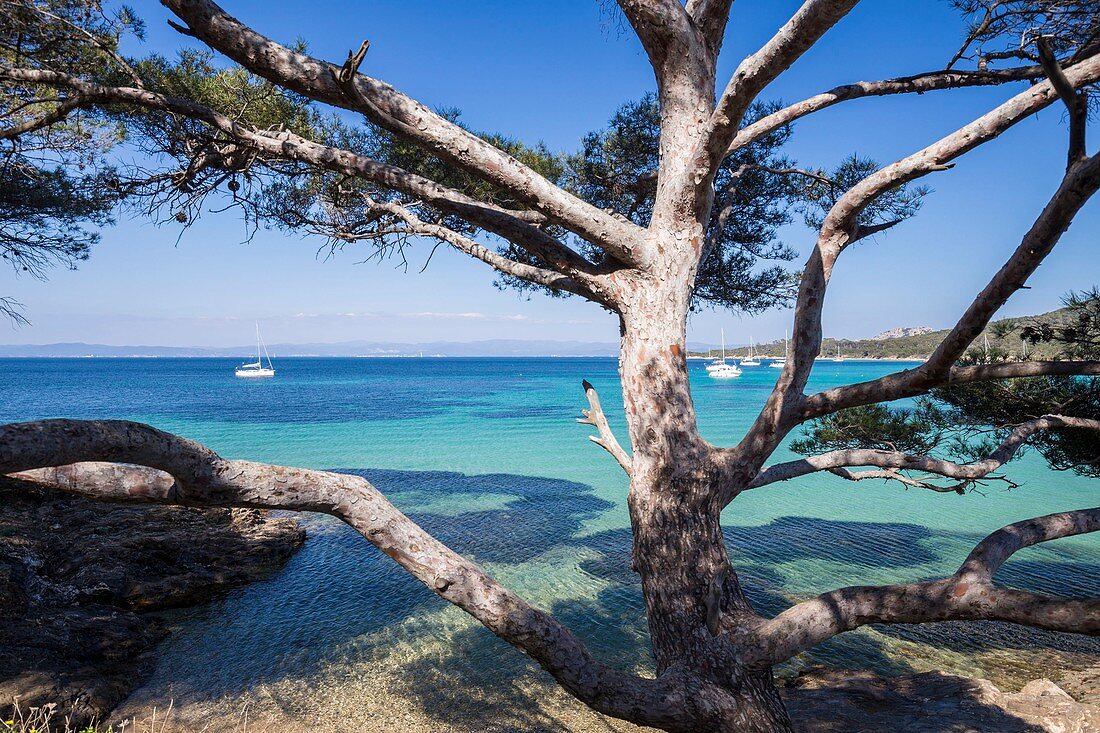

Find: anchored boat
[706,329,742,379]
[235,324,275,378]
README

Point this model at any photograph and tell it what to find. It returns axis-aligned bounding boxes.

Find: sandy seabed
[108,609,1100,733]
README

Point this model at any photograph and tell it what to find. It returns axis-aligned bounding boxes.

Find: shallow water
[1,357,1096,730]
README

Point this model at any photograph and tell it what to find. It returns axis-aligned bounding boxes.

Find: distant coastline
[687,355,925,363]
[0,339,625,359]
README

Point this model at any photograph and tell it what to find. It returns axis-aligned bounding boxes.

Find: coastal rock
[1062,666,1100,706]
[0,476,305,724]
[784,666,1100,732]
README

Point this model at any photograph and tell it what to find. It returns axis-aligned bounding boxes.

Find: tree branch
[798,152,1100,424]
[802,361,1100,421]
[734,506,1100,669]
[361,198,610,305]
[727,63,1052,156]
[1037,36,1088,167]
[706,0,859,167]
[577,380,633,475]
[720,57,1100,497]
[0,66,617,303]
[0,419,692,729]
[0,97,83,139]
[159,0,643,264]
[616,0,695,72]
[685,0,735,57]
[748,414,1100,491]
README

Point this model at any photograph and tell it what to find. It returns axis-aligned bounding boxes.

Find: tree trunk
[617,286,794,732]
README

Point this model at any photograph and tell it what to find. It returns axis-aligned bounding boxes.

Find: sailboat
[235,324,276,378]
[832,343,846,362]
[740,337,761,367]
[706,329,742,379]
[769,330,788,368]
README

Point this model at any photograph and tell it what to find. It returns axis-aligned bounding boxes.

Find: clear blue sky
[3,0,1097,347]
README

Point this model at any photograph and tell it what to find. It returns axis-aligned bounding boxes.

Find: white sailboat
[706,329,742,379]
[832,343,846,362]
[770,330,788,368]
[740,337,761,367]
[235,324,275,378]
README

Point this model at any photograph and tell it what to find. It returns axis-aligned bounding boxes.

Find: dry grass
[2,701,269,733]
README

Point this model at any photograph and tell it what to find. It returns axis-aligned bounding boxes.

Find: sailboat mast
[721,328,726,360]
[258,324,273,369]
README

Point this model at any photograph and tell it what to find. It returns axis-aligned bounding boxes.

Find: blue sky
[3,0,1097,347]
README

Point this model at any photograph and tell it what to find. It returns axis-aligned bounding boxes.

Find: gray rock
[785,666,1100,732]
[0,475,305,724]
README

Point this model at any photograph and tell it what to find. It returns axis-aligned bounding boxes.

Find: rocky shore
[786,666,1100,732]
[0,475,305,724]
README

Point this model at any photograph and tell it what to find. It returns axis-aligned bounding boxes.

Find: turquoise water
[1,357,1097,729]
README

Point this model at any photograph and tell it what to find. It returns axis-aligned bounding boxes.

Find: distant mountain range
[0,339,645,358]
[1,303,1080,359]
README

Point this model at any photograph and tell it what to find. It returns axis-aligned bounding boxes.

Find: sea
[1,356,1097,731]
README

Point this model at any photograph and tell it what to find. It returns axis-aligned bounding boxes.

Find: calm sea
[1,357,1097,728]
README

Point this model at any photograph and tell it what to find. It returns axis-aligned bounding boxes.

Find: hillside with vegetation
[696,299,1096,361]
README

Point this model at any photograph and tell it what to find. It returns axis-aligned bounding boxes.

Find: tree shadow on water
[784,668,1050,732]
[724,516,941,568]
[133,469,619,701]
[384,588,652,733]
[354,468,616,564]
[137,476,1099,723]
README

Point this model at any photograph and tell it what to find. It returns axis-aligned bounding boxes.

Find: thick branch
[802,361,1100,420]
[685,0,735,56]
[364,199,607,305]
[577,380,633,475]
[707,0,859,166]
[0,67,614,302]
[616,0,695,72]
[0,419,690,729]
[735,507,1100,668]
[799,153,1100,423]
[748,414,1100,491]
[160,0,642,263]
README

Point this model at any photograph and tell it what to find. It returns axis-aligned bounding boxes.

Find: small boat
[740,337,761,367]
[832,343,846,362]
[707,329,742,379]
[770,330,788,368]
[235,324,275,378]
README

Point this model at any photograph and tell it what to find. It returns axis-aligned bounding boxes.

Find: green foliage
[790,401,945,456]
[567,95,800,313]
[1019,287,1100,360]
[798,154,930,234]
[0,2,992,322]
[934,290,1100,478]
[0,161,112,276]
[0,1,133,319]
[791,291,1100,480]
